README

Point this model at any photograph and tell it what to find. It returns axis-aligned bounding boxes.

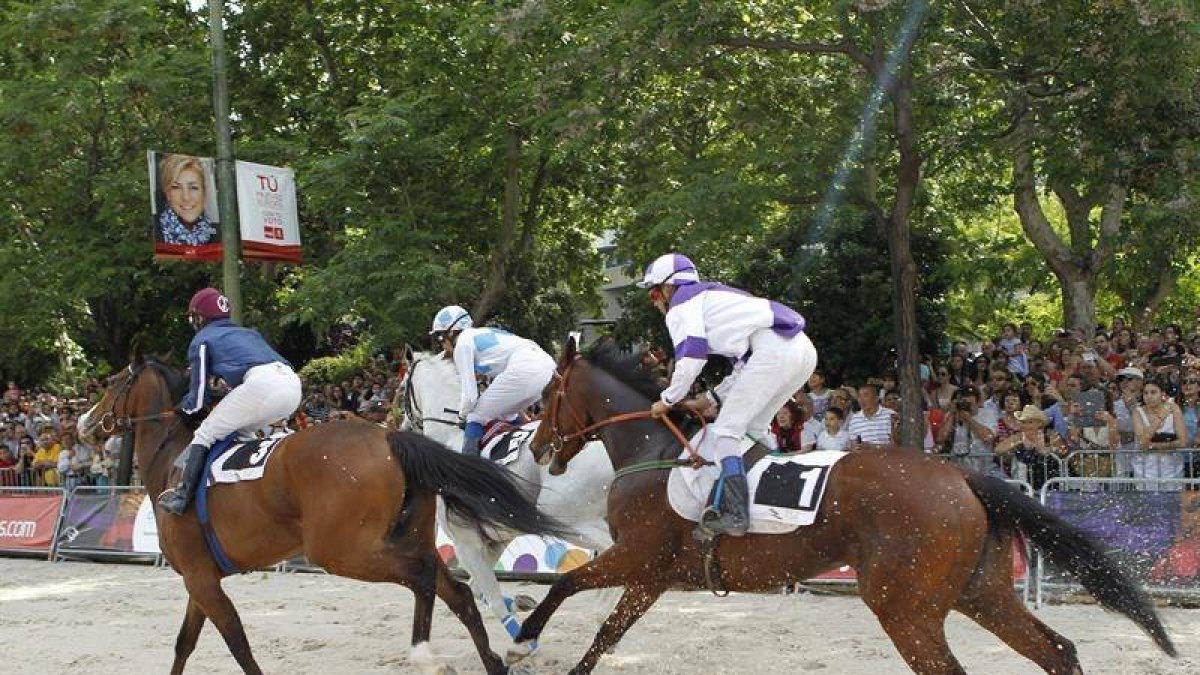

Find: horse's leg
[857,540,974,674]
[431,555,508,675]
[956,534,1081,674]
[509,544,633,664]
[181,572,263,675]
[565,582,666,675]
[449,522,516,624]
[872,613,965,675]
[169,596,207,675]
[403,552,453,675]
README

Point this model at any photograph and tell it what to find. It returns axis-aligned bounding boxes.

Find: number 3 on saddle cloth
[478,420,537,466]
[192,431,291,575]
[666,433,848,534]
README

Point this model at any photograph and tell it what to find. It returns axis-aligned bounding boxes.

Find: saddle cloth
[480,421,537,466]
[206,432,291,485]
[667,433,847,534]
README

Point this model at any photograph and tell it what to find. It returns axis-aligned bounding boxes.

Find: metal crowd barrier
[1036,477,1200,606]
[944,451,1066,490]
[1063,448,1200,489]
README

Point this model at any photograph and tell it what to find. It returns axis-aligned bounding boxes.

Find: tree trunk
[887,71,925,450]
[473,124,523,322]
[1059,273,1097,336]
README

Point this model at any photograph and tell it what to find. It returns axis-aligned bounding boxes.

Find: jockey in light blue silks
[429,305,556,455]
[640,254,819,537]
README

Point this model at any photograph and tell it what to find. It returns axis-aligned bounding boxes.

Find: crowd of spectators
[0,352,407,489]
[752,319,1200,491]
[9,319,1200,493]
[0,379,121,488]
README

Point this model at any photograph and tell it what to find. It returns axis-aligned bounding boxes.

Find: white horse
[400,349,615,647]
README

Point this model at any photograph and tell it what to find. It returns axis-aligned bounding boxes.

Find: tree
[946,1,1200,334]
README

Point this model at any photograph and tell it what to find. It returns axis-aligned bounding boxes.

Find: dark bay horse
[78,350,563,675]
[510,339,1176,674]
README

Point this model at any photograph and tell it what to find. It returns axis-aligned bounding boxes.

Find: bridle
[92,362,184,475]
[401,357,461,435]
[543,356,707,468]
[97,363,178,435]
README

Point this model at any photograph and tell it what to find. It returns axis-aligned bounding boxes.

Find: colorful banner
[1046,488,1200,588]
[56,490,145,553]
[435,528,591,575]
[236,160,302,263]
[0,492,64,552]
[148,151,223,261]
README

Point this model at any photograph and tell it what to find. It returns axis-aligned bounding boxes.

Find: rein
[548,356,709,469]
[95,362,187,484]
[401,357,462,433]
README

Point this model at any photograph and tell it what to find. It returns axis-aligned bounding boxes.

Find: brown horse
[509,339,1176,674]
[77,349,562,675]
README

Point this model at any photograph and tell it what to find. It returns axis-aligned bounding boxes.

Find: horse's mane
[145,357,189,401]
[584,339,664,403]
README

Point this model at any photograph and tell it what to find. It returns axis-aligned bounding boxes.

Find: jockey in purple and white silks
[640,253,819,537]
[429,305,556,455]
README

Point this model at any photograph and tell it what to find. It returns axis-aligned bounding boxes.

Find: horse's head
[532,336,596,475]
[78,344,180,447]
[400,348,462,446]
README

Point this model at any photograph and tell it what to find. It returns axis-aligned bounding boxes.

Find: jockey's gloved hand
[462,421,485,455]
[174,406,205,431]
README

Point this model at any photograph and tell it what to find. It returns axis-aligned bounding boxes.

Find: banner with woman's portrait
[148,151,223,261]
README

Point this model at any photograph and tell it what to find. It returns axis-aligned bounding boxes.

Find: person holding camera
[935,385,998,475]
[1132,378,1187,488]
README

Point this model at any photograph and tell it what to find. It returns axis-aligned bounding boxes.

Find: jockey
[429,305,555,455]
[158,288,302,515]
[639,254,818,537]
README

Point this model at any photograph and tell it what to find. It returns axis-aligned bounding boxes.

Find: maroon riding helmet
[187,287,231,330]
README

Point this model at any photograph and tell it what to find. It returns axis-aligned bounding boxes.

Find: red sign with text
[0,493,63,552]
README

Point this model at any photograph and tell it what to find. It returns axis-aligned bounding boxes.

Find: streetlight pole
[207,0,242,322]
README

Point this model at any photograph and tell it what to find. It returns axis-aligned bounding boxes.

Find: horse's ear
[130,336,146,368]
[403,343,414,365]
[563,334,578,363]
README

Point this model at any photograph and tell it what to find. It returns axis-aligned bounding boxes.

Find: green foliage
[298,341,371,386]
[1,0,1198,391]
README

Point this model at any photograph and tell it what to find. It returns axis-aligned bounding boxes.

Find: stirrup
[157,488,188,515]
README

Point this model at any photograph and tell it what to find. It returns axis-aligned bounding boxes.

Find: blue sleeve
[180,339,209,414]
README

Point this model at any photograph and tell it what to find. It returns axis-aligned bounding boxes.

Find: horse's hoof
[514,594,539,612]
[505,640,538,665]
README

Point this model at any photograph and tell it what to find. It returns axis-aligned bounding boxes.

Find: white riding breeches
[711,330,818,462]
[466,347,555,425]
[190,362,302,448]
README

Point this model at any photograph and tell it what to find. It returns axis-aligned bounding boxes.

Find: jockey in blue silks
[640,254,819,537]
[158,288,302,515]
[429,305,556,455]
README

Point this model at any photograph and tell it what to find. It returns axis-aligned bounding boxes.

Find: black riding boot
[698,472,750,537]
[158,443,208,515]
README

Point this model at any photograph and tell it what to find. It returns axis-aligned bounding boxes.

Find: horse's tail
[387,431,567,544]
[963,472,1176,656]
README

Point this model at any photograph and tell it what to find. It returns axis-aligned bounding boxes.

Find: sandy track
[1,559,1195,674]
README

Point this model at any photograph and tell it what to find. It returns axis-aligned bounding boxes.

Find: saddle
[667,433,847,535]
[480,422,537,466]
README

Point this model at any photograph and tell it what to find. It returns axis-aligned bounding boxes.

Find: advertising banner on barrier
[0,492,63,552]
[132,495,161,554]
[1046,487,1200,588]
[56,490,145,554]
